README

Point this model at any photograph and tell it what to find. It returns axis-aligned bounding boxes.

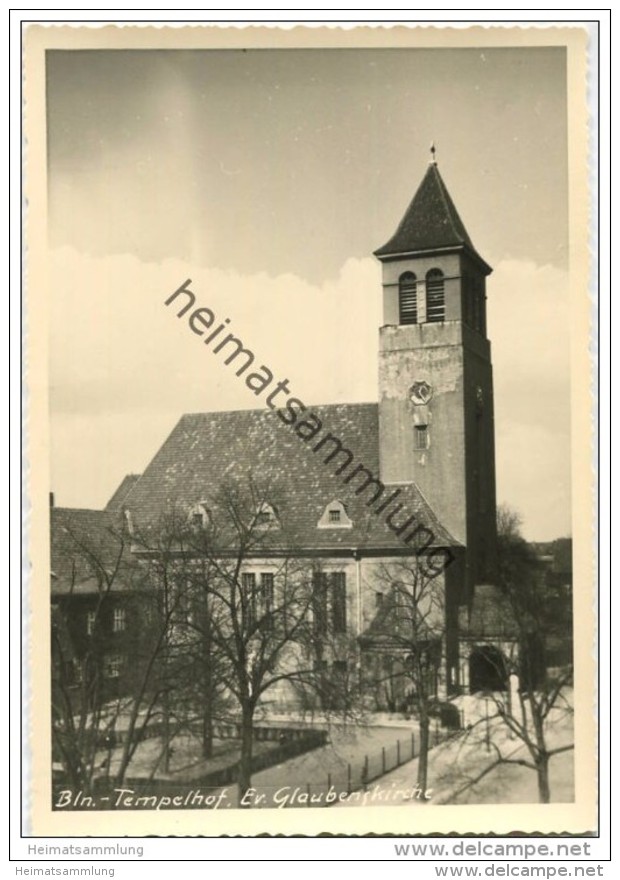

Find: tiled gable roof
[125,403,456,553]
[374,163,490,271]
[105,474,141,511]
[359,586,438,648]
[50,507,136,595]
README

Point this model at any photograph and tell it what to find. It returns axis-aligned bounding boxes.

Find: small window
[399,272,418,325]
[104,654,123,679]
[86,610,96,636]
[189,503,210,530]
[112,607,126,633]
[375,591,384,607]
[73,659,84,684]
[317,499,352,529]
[254,503,278,529]
[415,425,429,450]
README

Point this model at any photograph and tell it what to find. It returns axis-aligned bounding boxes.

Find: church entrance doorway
[469,645,507,693]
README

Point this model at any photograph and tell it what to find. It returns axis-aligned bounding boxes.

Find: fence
[289,723,458,808]
[57,716,461,809]
[212,723,462,809]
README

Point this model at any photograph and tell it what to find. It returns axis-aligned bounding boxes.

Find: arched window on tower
[426,269,445,322]
[398,272,418,325]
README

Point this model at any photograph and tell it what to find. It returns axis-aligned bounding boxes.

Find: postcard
[23,22,596,837]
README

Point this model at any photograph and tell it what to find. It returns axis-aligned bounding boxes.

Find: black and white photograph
[23,22,595,838]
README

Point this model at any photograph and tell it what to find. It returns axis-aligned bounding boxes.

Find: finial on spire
[430,141,437,165]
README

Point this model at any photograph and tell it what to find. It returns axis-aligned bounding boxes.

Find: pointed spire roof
[374,162,491,273]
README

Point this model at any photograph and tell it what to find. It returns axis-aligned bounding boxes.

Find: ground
[77,690,574,808]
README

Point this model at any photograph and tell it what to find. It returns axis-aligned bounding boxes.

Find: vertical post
[327,771,332,791]
[411,731,415,759]
[382,746,386,774]
[306,782,311,806]
[485,696,491,752]
[362,755,369,790]
[347,762,352,795]
[397,739,401,766]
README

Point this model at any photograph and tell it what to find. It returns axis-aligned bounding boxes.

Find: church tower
[375,150,497,597]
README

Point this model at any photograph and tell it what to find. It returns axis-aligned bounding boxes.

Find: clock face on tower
[409,380,433,405]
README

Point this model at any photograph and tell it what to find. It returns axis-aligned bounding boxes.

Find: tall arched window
[398,272,418,325]
[426,269,445,322]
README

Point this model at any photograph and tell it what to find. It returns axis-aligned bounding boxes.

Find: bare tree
[359,554,447,794]
[446,507,574,804]
[51,514,181,794]
[148,477,321,803]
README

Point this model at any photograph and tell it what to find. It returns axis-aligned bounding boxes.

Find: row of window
[398,270,445,325]
[190,501,278,530]
[397,270,486,333]
[237,570,348,635]
[190,500,354,532]
[70,654,124,683]
[86,607,126,635]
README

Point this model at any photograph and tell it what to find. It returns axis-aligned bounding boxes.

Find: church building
[55,153,499,713]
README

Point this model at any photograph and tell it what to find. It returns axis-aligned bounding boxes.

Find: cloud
[49,247,382,418]
[489,258,570,436]
[47,247,571,538]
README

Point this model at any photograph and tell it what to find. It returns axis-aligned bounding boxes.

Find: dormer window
[317,499,353,530]
[253,502,279,530]
[188,502,210,530]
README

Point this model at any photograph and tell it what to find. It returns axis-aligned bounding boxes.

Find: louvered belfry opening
[398,272,418,325]
[426,268,445,322]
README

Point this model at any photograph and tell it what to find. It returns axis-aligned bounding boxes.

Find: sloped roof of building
[50,507,138,595]
[105,474,141,511]
[359,585,440,649]
[124,403,457,554]
[374,163,491,272]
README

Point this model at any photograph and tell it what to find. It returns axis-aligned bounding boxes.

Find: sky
[45,45,571,540]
